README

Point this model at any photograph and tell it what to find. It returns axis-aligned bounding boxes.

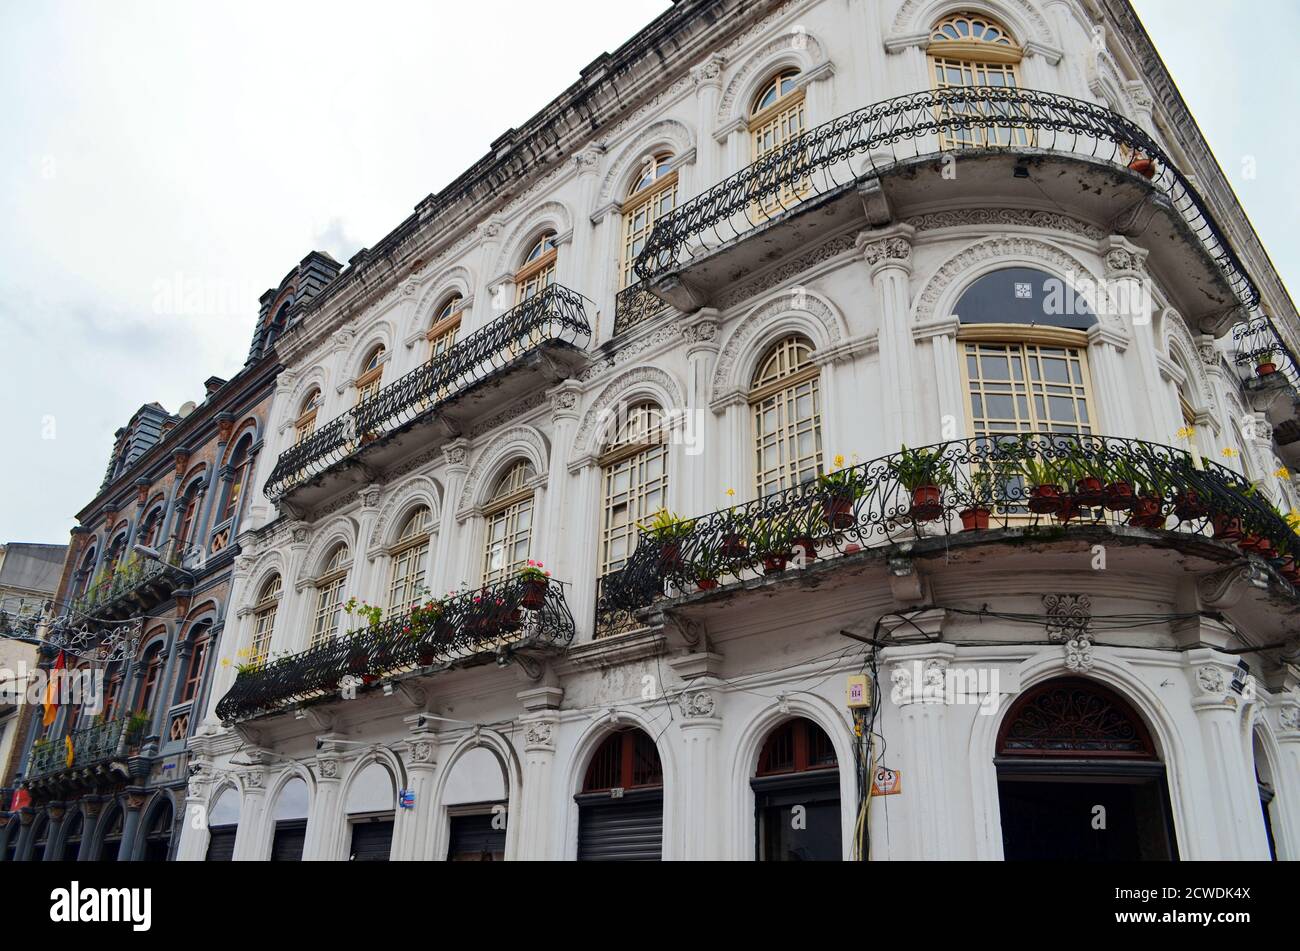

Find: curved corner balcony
[1234,315,1300,397]
[265,284,592,508]
[596,433,1300,636]
[214,574,575,722]
[634,87,1258,334]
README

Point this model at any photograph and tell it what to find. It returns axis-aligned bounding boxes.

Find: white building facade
[176,0,1300,862]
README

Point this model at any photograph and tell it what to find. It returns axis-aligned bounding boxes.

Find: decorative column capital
[573,144,604,177]
[547,383,583,422]
[1100,235,1149,279]
[857,224,915,277]
[681,308,721,357]
[677,689,718,719]
[690,53,725,88]
[443,439,471,473]
[523,717,558,753]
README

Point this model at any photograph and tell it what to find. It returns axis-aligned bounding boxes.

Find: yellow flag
[65,734,75,768]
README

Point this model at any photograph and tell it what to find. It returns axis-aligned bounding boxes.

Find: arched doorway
[141,799,174,861]
[57,810,84,861]
[2,817,19,862]
[576,728,663,861]
[96,805,123,862]
[996,677,1178,860]
[345,762,396,862]
[443,747,508,861]
[1252,731,1279,861]
[751,717,842,861]
[29,813,49,862]
[204,788,239,861]
[270,777,309,861]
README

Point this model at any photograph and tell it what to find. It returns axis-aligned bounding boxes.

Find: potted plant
[1128,153,1156,179]
[1019,455,1064,515]
[1103,458,1138,512]
[890,445,952,522]
[125,711,150,745]
[749,521,792,575]
[518,560,551,609]
[959,467,1001,531]
[639,508,695,572]
[817,455,863,530]
[1255,348,1279,377]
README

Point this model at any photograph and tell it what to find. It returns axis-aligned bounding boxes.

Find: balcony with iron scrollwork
[24,716,145,792]
[1233,316,1300,429]
[594,433,1300,640]
[71,550,192,622]
[264,284,592,509]
[633,86,1258,335]
[215,574,576,723]
[612,281,672,337]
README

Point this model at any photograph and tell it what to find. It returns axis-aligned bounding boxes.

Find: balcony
[1234,316,1300,428]
[612,281,672,337]
[264,284,592,508]
[215,574,576,722]
[25,717,143,789]
[634,86,1257,333]
[596,433,1300,634]
[72,552,191,621]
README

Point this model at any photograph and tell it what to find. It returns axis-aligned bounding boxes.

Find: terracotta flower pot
[1129,157,1156,179]
[1074,477,1104,508]
[1103,481,1136,512]
[720,533,748,558]
[959,507,990,531]
[1212,512,1243,541]
[1054,495,1085,523]
[823,494,855,530]
[1240,534,1274,557]
[417,647,437,666]
[762,554,790,575]
[1129,494,1165,529]
[909,485,944,521]
[1173,491,1208,521]
[696,578,720,591]
[1257,362,1277,377]
[792,536,818,561]
[1028,484,1063,515]
[659,541,684,572]
[520,577,548,609]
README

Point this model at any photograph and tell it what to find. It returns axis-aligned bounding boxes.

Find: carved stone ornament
[678,690,716,718]
[1044,594,1092,642]
[318,759,339,780]
[408,740,434,764]
[1279,705,1300,732]
[525,720,555,749]
[860,235,912,267]
[1196,665,1227,696]
[1065,636,1095,672]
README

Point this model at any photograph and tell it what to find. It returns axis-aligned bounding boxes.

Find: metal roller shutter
[271,819,307,861]
[576,788,663,861]
[205,826,237,862]
[447,810,507,861]
[349,819,393,862]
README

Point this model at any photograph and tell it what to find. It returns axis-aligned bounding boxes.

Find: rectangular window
[387,542,429,612]
[311,576,346,647]
[960,339,1094,439]
[482,498,533,585]
[931,57,1031,149]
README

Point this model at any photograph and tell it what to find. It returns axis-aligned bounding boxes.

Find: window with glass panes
[751,336,823,495]
[428,295,462,362]
[387,509,430,611]
[621,155,677,290]
[749,70,807,213]
[928,12,1029,148]
[250,575,282,664]
[515,234,557,303]
[600,403,669,580]
[295,390,321,445]
[482,462,535,584]
[311,544,350,647]
[355,346,386,405]
[960,335,1095,438]
[180,623,211,703]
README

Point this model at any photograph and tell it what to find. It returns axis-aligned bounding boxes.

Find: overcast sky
[0,0,1295,544]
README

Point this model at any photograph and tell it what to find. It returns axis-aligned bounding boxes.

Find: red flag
[9,787,31,812]
[42,651,65,727]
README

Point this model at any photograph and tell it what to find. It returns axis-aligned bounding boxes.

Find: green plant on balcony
[517,560,552,609]
[746,518,794,574]
[343,597,384,631]
[817,454,865,529]
[890,445,952,521]
[1254,347,1279,376]
[125,711,150,744]
[639,508,696,571]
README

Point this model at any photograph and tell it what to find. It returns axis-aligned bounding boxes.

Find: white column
[690,55,726,191]
[859,226,919,452]
[1087,324,1137,438]
[391,722,439,861]
[682,310,721,518]
[536,385,582,579]
[917,318,964,443]
[566,146,603,296]
[430,441,470,596]
[1103,238,1166,444]
[1186,652,1271,859]
[568,464,603,640]
[668,652,725,860]
[301,739,346,861]
[231,762,269,860]
[515,686,564,859]
[881,642,960,860]
[1272,705,1300,860]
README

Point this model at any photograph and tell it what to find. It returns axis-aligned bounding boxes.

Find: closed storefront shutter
[576,788,663,861]
[349,819,393,862]
[205,826,237,862]
[271,819,307,861]
[447,810,507,861]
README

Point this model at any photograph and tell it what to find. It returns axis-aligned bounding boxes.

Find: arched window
[250,575,282,663]
[599,403,668,631]
[428,295,463,363]
[355,345,386,405]
[76,547,97,598]
[929,12,1027,148]
[138,508,163,550]
[753,717,842,861]
[750,335,823,495]
[102,668,123,723]
[346,762,396,862]
[31,813,50,861]
[482,462,535,584]
[103,534,127,583]
[179,621,212,704]
[97,805,123,861]
[57,810,83,861]
[176,481,202,552]
[515,232,558,304]
[996,677,1177,861]
[1,817,18,863]
[312,544,350,646]
[750,69,807,214]
[1252,732,1279,861]
[205,788,239,861]
[443,747,510,861]
[388,508,430,611]
[955,268,1097,440]
[136,641,165,716]
[142,799,173,861]
[578,729,663,861]
[221,435,253,523]
[621,153,677,290]
[271,777,310,861]
[295,389,322,445]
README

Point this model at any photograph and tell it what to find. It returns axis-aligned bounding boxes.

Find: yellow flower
[725,487,735,498]
[1288,511,1300,531]
[1222,447,1239,459]
[1176,426,1196,441]
[220,657,231,667]
[1276,467,1291,480]
[833,454,845,468]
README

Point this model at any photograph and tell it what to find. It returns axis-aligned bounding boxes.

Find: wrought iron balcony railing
[26,717,143,780]
[215,574,576,721]
[1233,316,1300,392]
[71,552,189,620]
[632,86,1259,315]
[612,282,672,337]
[596,433,1300,628]
[264,284,592,501]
